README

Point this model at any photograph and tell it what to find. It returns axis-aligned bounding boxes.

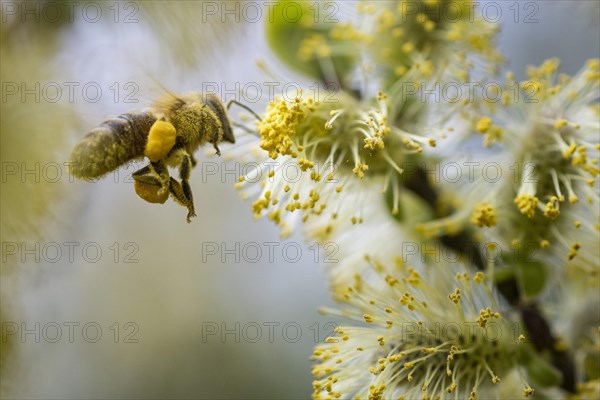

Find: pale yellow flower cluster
[233,1,599,398]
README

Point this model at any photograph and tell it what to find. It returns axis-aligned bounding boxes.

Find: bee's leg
[173,150,196,223]
[190,154,197,168]
[168,178,193,219]
[149,160,170,196]
[213,143,221,157]
[132,164,152,180]
[132,162,169,190]
[132,164,163,187]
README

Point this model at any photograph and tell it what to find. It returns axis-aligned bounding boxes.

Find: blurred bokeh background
[1,1,598,398]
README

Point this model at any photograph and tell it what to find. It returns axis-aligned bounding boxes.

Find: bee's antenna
[227,100,262,122]
[232,122,259,136]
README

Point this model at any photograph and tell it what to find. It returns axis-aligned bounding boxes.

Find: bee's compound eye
[134,180,169,204]
[222,122,235,144]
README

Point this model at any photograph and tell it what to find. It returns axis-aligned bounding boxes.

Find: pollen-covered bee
[68,92,235,223]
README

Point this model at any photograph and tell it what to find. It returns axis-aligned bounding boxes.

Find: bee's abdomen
[69,112,156,179]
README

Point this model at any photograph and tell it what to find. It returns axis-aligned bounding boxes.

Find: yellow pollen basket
[134,181,169,204]
[144,120,177,162]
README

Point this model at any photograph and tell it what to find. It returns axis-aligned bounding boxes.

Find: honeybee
[69,92,235,223]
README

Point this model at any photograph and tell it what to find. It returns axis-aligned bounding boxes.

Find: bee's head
[205,94,235,144]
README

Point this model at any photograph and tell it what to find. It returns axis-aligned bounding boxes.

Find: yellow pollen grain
[544,196,560,219]
[401,42,414,53]
[423,20,435,32]
[392,27,403,38]
[568,242,581,260]
[471,202,497,227]
[514,194,538,218]
[554,119,568,129]
[394,65,407,76]
[474,272,485,284]
[476,117,492,133]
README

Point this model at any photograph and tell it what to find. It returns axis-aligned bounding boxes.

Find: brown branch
[402,166,576,392]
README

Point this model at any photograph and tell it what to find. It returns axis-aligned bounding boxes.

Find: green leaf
[584,352,600,379]
[516,260,548,299]
[385,183,432,225]
[493,265,516,283]
[519,345,562,387]
[265,0,355,83]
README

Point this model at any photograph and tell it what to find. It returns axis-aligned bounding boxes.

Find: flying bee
[68,92,236,223]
